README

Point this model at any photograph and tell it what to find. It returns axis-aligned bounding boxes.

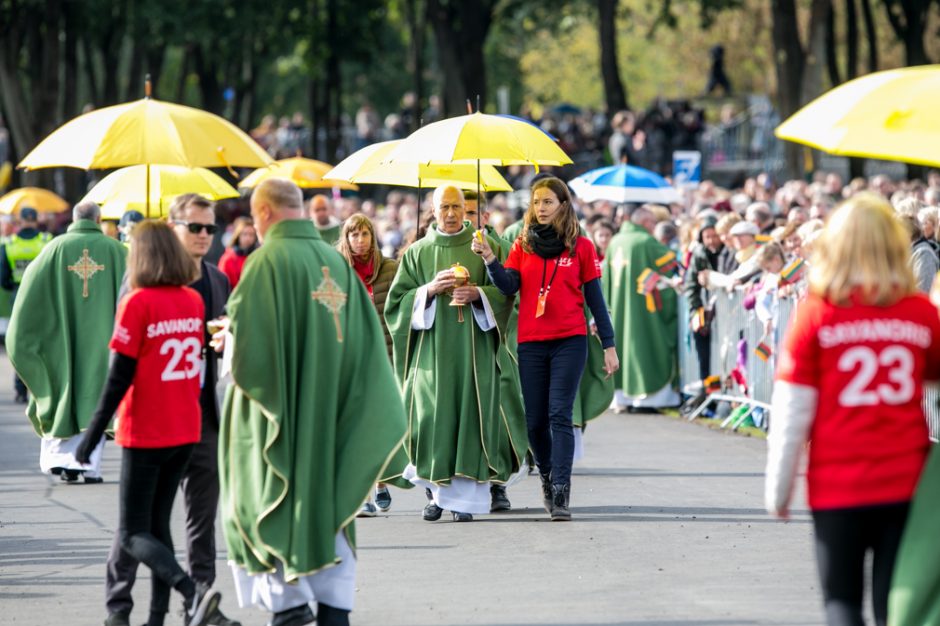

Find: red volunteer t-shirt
[776,292,940,510]
[504,236,602,343]
[110,286,206,448]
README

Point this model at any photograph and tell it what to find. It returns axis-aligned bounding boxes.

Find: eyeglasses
[173,221,218,235]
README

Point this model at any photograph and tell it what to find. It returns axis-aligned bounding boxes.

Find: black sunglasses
[174,221,218,235]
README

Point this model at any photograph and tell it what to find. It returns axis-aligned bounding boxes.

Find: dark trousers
[517,335,587,486]
[812,502,910,626]
[106,427,220,615]
[693,329,711,382]
[115,445,194,615]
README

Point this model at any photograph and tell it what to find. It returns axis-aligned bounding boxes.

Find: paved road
[0,351,830,626]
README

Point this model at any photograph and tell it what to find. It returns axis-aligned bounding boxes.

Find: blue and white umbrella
[569,164,680,204]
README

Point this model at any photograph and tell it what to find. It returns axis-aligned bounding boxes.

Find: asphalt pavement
[0,350,830,626]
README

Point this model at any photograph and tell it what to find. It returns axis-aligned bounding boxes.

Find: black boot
[316,603,350,626]
[422,487,442,521]
[269,604,314,626]
[539,472,552,514]
[490,484,511,512]
[550,483,571,522]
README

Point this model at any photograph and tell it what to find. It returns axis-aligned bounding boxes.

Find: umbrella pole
[476,158,481,231]
[146,163,151,218]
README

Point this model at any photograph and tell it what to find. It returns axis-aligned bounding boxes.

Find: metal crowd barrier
[677,290,940,439]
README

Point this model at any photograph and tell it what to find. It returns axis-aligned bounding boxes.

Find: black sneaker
[61,469,81,483]
[185,587,221,626]
[451,511,473,522]
[550,483,571,522]
[357,501,377,518]
[374,486,392,512]
[422,501,443,521]
[103,611,131,626]
[268,604,314,626]
[489,484,511,512]
[539,472,553,513]
[84,475,104,484]
[206,603,242,626]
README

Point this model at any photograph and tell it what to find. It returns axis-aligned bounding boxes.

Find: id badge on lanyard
[536,257,560,318]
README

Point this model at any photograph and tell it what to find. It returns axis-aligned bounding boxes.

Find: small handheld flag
[779,258,805,286]
[754,341,773,362]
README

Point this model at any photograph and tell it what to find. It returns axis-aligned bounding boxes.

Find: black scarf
[529,223,567,259]
[233,242,259,257]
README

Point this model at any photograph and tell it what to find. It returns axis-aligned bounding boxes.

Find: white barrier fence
[677,290,940,439]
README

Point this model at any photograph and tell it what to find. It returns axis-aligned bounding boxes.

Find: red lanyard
[536,257,560,318]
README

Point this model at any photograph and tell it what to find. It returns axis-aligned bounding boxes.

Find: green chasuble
[602,221,678,396]
[219,219,406,581]
[316,222,341,246]
[501,219,524,247]
[7,220,127,439]
[384,225,524,485]
[574,331,615,429]
[888,445,940,626]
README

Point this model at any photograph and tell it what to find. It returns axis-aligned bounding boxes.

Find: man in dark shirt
[104,194,237,626]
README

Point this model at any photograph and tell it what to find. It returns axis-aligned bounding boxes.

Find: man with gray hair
[217,177,406,626]
[603,203,681,411]
[385,184,526,522]
[745,201,775,234]
[7,200,127,484]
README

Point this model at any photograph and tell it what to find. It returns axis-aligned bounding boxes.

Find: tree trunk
[62,0,84,200]
[325,0,341,160]
[427,0,493,117]
[145,47,165,98]
[800,0,830,104]
[859,0,878,72]
[81,36,101,105]
[192,45,223,114]
[771,0,805,179]
[405,0,426,131]
[824,1,840,87]
[175,46,190,103]
[845,0,858,80]
[883,0,931,66]
[598,0,628,114]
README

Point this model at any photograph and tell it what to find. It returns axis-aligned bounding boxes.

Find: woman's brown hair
[337,213,383,284]
[521,176,580,255]
[229,216,256,250]
[129,220,199,289]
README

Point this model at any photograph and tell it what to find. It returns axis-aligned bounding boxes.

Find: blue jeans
[517,335,587,486]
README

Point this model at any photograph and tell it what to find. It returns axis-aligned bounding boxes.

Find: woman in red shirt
[472,176,619,521]
[217,216,258,288]
[76,221,220,626]
[766,193,940,626]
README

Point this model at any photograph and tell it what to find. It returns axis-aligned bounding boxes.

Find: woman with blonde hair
[75,221,221,626]
[336,213,399,516]
[766,192,940,626]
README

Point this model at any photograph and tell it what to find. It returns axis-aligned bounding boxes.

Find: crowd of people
[6,83,940,626]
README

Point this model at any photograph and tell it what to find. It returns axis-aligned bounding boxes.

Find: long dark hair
[521,176,580,255]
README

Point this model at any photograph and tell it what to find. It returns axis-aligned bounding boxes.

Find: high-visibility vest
[7,232,51,284]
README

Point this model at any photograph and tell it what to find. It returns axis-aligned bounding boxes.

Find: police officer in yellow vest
[1,207,52,402]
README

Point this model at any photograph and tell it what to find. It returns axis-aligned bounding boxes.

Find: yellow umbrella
[0,187,69,215]
[240,157,359,190]
[82,165,240,219]
[18,97,273,172]
[775,65,940,167]
[324,141,513,191]
[385,112,572,167]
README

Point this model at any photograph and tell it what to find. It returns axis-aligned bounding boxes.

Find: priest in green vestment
[385,185,525,522]
[7,201,126,481]
[888,445,940,626]
[310,194,341,245]
[218,178,406,626]
[602,206,680,410]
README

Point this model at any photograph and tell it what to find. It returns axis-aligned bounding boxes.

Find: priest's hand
[603,347,619,380]
[427,269,456,297]
[470,230,495,263]
[451,286,481,305]
[208,316,229,353]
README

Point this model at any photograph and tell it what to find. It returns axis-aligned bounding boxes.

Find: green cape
[219,219,406,581]
[7,221,127,438]
[602,222,678,396]
[316,222,341,246]
[384,225,524,485]
[888,444,940,626]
